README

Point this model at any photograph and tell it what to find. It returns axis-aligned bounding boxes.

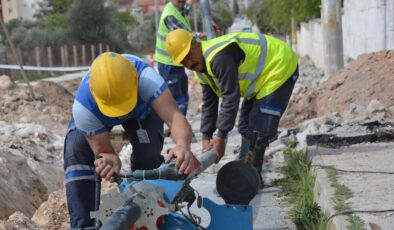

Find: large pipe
[291,9,298,53]
[154,0,159,34]
[100,195,141,230]
[131,149,218,180]
[193,1,198,31]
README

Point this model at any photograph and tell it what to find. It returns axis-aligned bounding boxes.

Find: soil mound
[0,80,74,134]
[282,50,394,127]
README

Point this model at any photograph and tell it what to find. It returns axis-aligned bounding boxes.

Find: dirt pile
[31,190,69,230]
[281,50,394,128]
[0,122,64,221]
[0,78,73,229]
[0,79,74,135]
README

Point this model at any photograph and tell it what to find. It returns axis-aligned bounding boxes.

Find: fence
[297,0,394,69]
[0,43,113,80]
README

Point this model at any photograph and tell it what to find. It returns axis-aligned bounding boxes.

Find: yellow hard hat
[166,29,193,65]
[89,52,138,117]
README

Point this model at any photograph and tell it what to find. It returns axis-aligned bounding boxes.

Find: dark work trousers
[158,63,189,116]
[64,112,164,229]
[238,66,299,145]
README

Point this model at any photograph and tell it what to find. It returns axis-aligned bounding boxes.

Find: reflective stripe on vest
[196,33,297,99]
[155,2,191,65]
[194,71,221,96]
[201,33,267,98]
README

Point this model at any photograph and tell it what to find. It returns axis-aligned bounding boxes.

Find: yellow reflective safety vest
[155,2,192,66]
[194,33,298,99]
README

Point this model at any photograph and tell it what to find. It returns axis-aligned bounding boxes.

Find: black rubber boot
[237,136,251,160]
[253,142,266,189]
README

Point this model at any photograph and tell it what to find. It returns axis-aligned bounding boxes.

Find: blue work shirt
[69,54,168,135]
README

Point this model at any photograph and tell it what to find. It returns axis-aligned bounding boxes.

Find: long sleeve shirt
[164,3,201,38]
[200,43,246,140]
[164,3,191,31]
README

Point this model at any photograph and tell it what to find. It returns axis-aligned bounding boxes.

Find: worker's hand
[202,139,212,152]
[199,32,207,40]
[211,20,221,35]
[94,153,121,182]
[212,136,226,163]
[166,145,199,175]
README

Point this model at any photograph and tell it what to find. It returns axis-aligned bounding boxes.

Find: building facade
[1,0,42,23]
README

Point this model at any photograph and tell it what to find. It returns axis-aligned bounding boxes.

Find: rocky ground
[0,50,393,229]
[282,50,394,127]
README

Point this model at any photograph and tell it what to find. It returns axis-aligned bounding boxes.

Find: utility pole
[322,0,344,78]
[291,9,297,53]
[154,0,159,34]
[0,12,35,99]
[200,0,215,39]
[193,1,198,32]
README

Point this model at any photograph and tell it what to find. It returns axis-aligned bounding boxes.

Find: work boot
[258,173,264,189]
[253,141,267,189]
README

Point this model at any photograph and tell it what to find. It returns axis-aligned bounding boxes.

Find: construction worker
[155,0,220,121]
[64,52,199,228]
[165,29,299,188]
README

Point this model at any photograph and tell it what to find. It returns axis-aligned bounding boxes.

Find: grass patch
[28,73,52,81]
[274,144,327,230]
[325,167,366,229]
[14,71,80,83]
[14,73,55,83]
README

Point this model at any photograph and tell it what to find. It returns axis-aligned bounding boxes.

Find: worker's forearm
[170,112,192,147]
[85,131,116,156]
[200,85,219,139]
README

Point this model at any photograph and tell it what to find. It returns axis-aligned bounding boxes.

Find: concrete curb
[312,165,349,230]
[310,142,394,229]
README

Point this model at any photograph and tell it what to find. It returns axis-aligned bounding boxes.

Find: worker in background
[64,52,199,228]
[165,29,299,189]
[155,0,220,136]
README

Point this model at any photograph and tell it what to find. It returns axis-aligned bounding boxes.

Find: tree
[128,13,155,52]
[36,0,75,31]
[68,0,113,44]
[246,0,274,33]
[249,0,321,34]
[45,13,69,30]
[36,0,75,18]
[233,0,239,15]
[68,0,130,52]
[211,1,234,32]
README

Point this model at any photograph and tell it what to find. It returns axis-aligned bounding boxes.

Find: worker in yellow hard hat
[64,52,199,228]
[155,0,220,137]
[166,29,299,189]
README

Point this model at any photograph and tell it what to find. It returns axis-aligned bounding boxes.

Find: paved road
[169,124,296,229]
